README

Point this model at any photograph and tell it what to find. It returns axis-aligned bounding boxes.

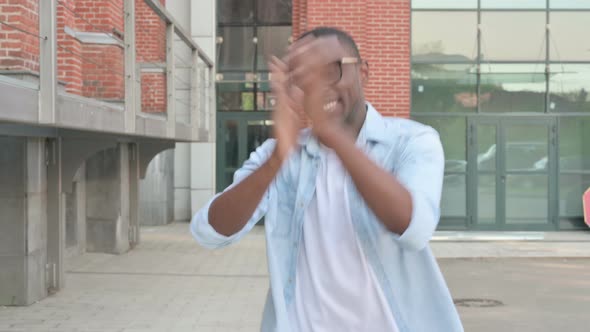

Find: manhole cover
[454,298,503,307]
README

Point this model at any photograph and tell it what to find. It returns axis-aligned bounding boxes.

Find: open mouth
[323,99,340,113]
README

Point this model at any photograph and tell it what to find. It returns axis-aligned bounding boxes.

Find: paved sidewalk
[0,223,589,332]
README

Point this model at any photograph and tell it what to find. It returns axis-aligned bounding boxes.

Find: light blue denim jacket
[190,103,464,332]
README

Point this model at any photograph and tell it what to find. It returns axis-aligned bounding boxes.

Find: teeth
[323,100,337,112]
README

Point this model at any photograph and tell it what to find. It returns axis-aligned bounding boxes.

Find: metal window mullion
[124,0,137,133]
[467,117,477,226]
[166,23,176,138]
[545,2,550,113]
[253,26,259,105]
[550,117,559,227]
[476,0,482,114]
[39,0,57,124]
[497,121,506,226]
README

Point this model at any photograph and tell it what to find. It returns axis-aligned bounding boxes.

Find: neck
[346,100,367,138]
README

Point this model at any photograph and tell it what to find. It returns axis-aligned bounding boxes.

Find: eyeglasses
[321,57,359,85]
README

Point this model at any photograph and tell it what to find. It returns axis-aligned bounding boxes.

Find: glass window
[412,64,477,113]
[550,0,590,9]
[505,124,548,171]
[441,175,466,217]
[477,124,497,172]
[505,175,548,224]
[559,174,590,217]
[217,83,256,111]
[218,27,255,71]
[412,12,477,62]
[480,64,546,112]
[218,0,255,24]
[412,0,477,9]
[257,26,292,71]
[549,65,590,113]
[477,174,496,224]
[481,0,546,9]
[549,12,590,62]
[559,117,590,172]
[257,0,292,24]
[480,12,546,61]
[222,119,239,168]
[412,116,467,170]
[247,120,274,152]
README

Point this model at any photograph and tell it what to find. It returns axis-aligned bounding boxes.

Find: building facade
[0,0,215,305]
[214,0,590,231]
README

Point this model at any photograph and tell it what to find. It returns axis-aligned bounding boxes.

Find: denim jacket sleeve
[190,139,277,249]
[394,127,445,251]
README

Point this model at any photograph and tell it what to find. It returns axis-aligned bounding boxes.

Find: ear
[360,60,369,87]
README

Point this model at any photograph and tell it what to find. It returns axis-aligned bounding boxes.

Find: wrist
[269,147,286,171]
[316,126,354,149]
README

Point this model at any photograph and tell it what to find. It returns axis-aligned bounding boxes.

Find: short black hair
[298,27,361,58]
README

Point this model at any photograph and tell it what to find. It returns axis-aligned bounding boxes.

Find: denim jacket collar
[300,102,390,158]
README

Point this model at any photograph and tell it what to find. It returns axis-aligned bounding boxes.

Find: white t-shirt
[290,147,400,332]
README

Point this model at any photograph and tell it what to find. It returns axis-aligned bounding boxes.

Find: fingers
[285,36,345,92]
[269,56,301,121]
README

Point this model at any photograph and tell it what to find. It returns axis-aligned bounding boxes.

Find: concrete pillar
[140,150,174,226]
[85,145,131,254]
[174,143,191,221]
[190,143,216,216]
[0,137,48,305]
[129,143,140,247]
[66,163,87,258]
[46,137,64,293]
[189,0,217,216]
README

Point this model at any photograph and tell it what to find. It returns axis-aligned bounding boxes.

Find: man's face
[304,45,368,128]
[286,36,369,130]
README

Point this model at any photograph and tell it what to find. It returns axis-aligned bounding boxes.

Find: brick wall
[292,0,411,118]
[136,0,167,113]
[77,0,125,101]
[57,0,83,94]
[0,0,40,73]
[56,0,125,100]
[0,0,169,109]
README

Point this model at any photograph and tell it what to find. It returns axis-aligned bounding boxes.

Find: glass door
[469,117,557,230]
[216,112,273,192]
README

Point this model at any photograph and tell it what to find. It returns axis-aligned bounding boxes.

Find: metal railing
[0,0,214,142]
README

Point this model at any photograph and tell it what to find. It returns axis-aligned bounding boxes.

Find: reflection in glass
[477,174,496,224]
[413,116,466,167]
[224,120,239,168]
[412,64,477,113]
[412,12,477,62]
[218,0,254,24]
[550,0,590,9]
[441,174,466,217]
[257,27,292,71]
[412,0,477,9]
[480,64,546,112]
[257,0,292,23]
[559,117,590,171]
[247,120,274,155]
[549,65,590,113]
[559,174,590,217]
[505,175,548,224]
[217,83,255,111]
[550,13,590,62]
[218,27,255,71]
[505,125,548,171]
[477,124,496,172]
[480,0,545,9]
[480,12,545,61]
